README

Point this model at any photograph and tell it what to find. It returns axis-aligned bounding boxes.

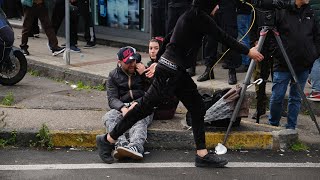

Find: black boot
[228,68,237,85]
[197,67,215,82]
[186,66,196,77]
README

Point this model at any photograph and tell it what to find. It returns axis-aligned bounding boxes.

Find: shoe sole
[83,45,96,49]
[70,50,81,53]
[52,48,66,56]
[116,147,143,160]
[307,97,320,102]
[195,161,228,168]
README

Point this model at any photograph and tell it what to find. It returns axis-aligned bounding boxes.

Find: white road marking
[0,162,320,171]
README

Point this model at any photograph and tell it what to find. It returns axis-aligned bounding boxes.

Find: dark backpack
[186,88,241,127]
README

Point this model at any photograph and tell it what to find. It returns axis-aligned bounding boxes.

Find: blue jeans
[310,58,320,92]
[269,70,309,129]
[237,14,251,66]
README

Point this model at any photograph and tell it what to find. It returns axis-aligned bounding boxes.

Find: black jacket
[273,4,320,72]
[107,65,149,111]
[161,2,249,69]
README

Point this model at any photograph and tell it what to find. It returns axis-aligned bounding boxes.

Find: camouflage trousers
[102,109,153,153]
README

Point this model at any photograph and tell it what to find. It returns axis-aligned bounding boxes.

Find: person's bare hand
[136,63,146,75]
[70,0,76,3]
[121,106,129,117]
[128,102,138,111]
[145,63,157,78]
[248,46,264,62]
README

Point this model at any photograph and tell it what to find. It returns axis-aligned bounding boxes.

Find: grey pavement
[0,24,319,150]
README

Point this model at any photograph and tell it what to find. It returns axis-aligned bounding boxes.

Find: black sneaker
[114,146,143,160]
[84,42,96,48]
[96,134,115,164]
[51,47,65,56]
[195,152,228,167]
[21,48,30,56]
[70,45,81,53]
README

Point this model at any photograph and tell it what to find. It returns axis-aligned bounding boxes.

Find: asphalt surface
[0,148,319,180]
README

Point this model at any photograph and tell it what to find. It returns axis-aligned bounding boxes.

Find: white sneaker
[114,146,143,160]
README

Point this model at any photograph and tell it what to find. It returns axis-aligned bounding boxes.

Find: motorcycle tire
[0,49,27,86]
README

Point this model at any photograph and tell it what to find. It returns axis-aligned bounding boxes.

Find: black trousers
[109,63,207,150]
[253,49,273,112]
[28,17,39,36]
[51,1,79,46]
[151,6,166,37]
[76,0,96,43]
[166,5,189,34]
[203,10,241,69]
[20,5,59,49]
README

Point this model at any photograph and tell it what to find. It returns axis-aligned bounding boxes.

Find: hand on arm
[120,106,129,117]
[121,102,138,116]
[136,63,146,75]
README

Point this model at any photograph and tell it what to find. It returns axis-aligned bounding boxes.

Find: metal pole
[222,27,269,145]
[64,0,70,65]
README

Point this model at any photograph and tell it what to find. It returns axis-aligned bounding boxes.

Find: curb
[0,128,295,151]
[27,58,107,87]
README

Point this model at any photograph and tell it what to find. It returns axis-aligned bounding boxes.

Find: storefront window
[95,0,144,31]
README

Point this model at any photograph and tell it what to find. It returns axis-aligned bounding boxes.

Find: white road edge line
[0,162,320,170]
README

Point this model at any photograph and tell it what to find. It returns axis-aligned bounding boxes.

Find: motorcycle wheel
[0,50,27,86]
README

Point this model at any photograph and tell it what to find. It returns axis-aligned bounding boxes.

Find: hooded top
[192,0,220,14]
[160,0,249,70]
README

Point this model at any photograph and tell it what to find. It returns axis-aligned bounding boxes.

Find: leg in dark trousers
[216,9,241,85]
[109,64,206,150]
[77,0,96,45]
[197,33,218,82]
[20,6,35,49]
[166,4,190,34]
[51,1,79,46]
[36,5,59,49]
[29,17,39,37]
[151,0,166,37]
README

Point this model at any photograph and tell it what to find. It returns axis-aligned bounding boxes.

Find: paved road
[0,148,319,180]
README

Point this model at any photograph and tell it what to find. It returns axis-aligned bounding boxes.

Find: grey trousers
[102,109,153,153]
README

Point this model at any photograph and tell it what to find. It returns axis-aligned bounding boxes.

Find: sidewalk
[1,26,319,151]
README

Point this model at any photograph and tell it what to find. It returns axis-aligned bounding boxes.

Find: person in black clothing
[196,4,219,81]
[166,0,194,76]
[151,0,166,37]
[51,0,80,52]
[166,0,192,34]
[96,0,264,167]
[197,0,242,85]
[74,0,96,48]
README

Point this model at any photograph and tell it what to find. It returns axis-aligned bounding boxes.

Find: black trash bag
[186,88,241,127]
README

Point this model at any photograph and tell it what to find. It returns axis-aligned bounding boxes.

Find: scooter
[0,9,27,86]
